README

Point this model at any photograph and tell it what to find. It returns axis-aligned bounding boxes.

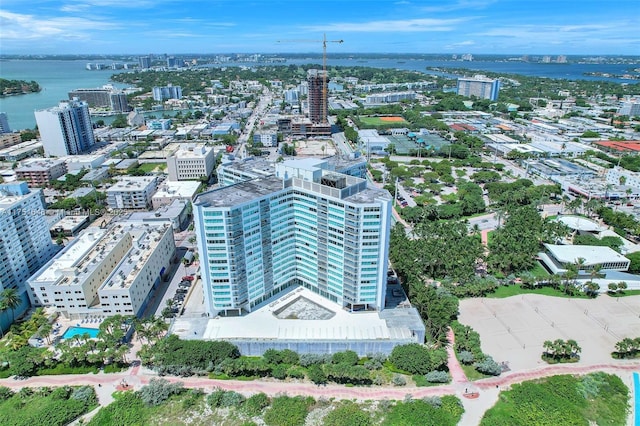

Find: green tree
[0,288,21,322]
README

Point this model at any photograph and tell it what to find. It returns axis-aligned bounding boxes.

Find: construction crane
[277,33,343,124]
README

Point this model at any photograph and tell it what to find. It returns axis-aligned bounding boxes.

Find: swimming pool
[62,326,100,340]
[634,372,640,426]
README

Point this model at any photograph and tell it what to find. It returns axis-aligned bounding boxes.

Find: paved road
[235,89,271,159]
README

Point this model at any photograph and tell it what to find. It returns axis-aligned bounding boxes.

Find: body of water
[1,58,638,131]
[0,60,128,130]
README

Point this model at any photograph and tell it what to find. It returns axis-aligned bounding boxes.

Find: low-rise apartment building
[106,176,157,210]
[15,158,67,187]
[167,144,216,181]
[27,222,175,319]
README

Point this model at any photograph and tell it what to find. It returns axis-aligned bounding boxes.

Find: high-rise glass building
[456,75,500,101]
[0,182,59,331]
[34,99,96,157]
[194,158,392,316]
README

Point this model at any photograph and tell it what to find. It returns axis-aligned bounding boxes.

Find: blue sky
[1,0,639,55]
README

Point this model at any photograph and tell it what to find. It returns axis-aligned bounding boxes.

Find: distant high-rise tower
[0,113,11,134]
[152,85,183,101]
[139,56,151,69]
[35,99,96,157]
[456,75,500,101]
[307,69,328,124]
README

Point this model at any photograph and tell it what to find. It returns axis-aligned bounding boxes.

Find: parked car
[176,288,188,294]
[182,276,195,281]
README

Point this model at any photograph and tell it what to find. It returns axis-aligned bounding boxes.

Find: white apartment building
[106,176,158,210]
[194,158,392,316]
[27,222,175,319]
[606,167,640,195]
[34,99,96,157]
[0,182,58,293]
[166,144,216,181]
[152,180,201,209]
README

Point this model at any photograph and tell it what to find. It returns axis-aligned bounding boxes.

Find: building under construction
[306,69,331,136]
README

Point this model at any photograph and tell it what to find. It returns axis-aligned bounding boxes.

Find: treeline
[139,335,452,386]
[0,78,40,96]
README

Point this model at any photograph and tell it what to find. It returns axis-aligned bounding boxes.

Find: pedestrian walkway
[446,327,469,384]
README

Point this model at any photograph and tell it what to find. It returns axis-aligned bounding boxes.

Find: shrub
[425,370,451,383]
[363,359,383,370]
[422,396,442,408]
[474,356,501,376]
[392,374,407,386]
[243,392,269,416]
[70,385,97,405]
[220,390,245,407]
[307,365,327,385]
[367,353,388,364]
[0,386,13,402]
[323,401,372,426]
[458,350,475,365]
[138,378,184,406]
[299,353,331,367]
[264,395,314,426]
[286,365,306,379]
[271,364,289,380]
[207,389,225,408]
[390,344,443,375]
[263,349,299,365]
[331,350,359,366]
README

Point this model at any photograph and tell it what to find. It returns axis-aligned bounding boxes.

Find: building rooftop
[101,222,170,292]
[107,176,156,192]
[16,158,66,172]
[195,177,285,208]
[556,215,606,233]
[31,222,170,292]
[153,180,201,199]
[175,286,414,341]
[544,243,630,266]
[0,182,36,210]
[172,144,213,159]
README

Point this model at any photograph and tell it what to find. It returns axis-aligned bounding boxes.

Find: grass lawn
[529,262,551,279]
[460,363,492,381]
[607,290,640,297]
[138,162,166,173]
[487,284,589,299]
[359,116,407,126]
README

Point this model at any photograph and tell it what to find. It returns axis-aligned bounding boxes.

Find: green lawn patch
[359,116,407,126]
[487,284,589,299]
[138,162,166,173]
[528,262,551,279]
[460,363,491,381]
[36,364,99,376]
[607,290,640,298]
[481,373,629,426]
[413,374,447,387]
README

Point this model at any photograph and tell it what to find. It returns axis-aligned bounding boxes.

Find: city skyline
[1,0,638,55]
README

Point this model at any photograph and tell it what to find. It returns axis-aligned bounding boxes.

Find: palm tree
[0,288,21,322]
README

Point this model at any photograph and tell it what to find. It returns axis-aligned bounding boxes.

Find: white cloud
[303,18,469,33]
[0,10,120,41]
